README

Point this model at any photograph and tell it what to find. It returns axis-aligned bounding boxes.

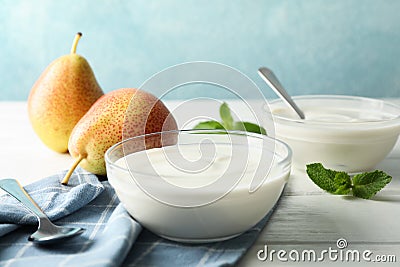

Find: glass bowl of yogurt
[269,95,400,172]
[105,129,291,243]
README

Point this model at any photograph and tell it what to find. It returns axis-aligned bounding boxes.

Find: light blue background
[1,0,400,100]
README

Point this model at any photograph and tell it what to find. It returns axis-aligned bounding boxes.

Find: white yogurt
[273,106,396,123]
[115,143,283,189]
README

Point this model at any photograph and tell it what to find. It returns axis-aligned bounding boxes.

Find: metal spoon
[0,178,84,245]
[258,67,305,119]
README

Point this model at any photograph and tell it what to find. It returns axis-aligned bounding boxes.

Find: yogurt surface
[273,105,396,123]
[115,143,284,189]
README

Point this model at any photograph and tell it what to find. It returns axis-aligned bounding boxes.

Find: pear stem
[70,32,82,54]
[62,154,85,185]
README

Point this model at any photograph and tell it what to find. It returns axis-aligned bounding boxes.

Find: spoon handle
[0,179,48,220]
[258,67,305,119]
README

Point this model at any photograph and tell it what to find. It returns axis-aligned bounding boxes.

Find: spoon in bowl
[258,67,305,119]
[0,178,84,245]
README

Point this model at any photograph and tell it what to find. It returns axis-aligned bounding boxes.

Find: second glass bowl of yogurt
[269,95,400,172]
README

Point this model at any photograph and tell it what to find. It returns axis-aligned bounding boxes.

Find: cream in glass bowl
[105,130,291,243]
[269,95,400,172]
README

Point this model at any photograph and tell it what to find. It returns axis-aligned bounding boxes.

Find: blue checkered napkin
[0,168,104,237]
[0,171,141,267]
[122,206,278,267]
[0,169,283,267]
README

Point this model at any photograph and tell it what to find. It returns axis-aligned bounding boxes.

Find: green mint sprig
[193,102,267,135]
[306,163,392,199]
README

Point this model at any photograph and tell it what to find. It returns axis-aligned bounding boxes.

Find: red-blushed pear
[28,32,104,153]
[61,88,178,185]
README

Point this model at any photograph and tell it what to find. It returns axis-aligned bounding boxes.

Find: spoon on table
[0,178,84,245]
[258,67,305,119]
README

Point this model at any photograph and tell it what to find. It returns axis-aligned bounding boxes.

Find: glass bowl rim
[105,129,292,175]
[269,94,400,127]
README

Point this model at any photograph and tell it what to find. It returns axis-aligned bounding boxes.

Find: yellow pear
[28,32,104,153]
[62,88,177,185]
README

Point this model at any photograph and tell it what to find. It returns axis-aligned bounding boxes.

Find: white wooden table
[1,100,399,266]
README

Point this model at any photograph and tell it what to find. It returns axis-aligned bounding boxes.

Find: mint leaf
[333,172,352,195]
[193,120,225,130]
[219,102,234,129]
[192,102,267,135]
[306,163,392,199]
[233,121,267,135]
[352,171,392,199]
[306,163,351,194]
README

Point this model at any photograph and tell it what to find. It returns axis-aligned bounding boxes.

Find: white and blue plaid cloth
[0,168,282,267]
